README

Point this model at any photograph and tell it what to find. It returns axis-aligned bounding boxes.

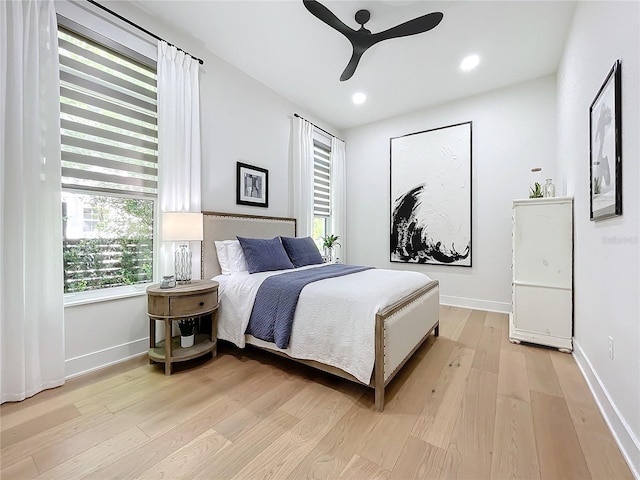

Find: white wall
[60,1,339,377]
[200,58,304,217]
[556,1,640,475]
[64,296,148,377]
[344,76,557,313]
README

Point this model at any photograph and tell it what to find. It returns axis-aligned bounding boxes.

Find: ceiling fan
[303,0,444,81]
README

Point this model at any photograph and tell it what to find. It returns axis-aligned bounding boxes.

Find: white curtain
[157,41,202,279]
[1,0,65,403]
[331,137,347,263]
[292,117,314,237]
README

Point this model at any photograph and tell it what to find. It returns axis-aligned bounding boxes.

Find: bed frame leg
[434,323,440,337]
[374,313,385,412]
[375,385,384,412]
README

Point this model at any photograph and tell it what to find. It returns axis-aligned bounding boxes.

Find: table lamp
[162,212,203,284]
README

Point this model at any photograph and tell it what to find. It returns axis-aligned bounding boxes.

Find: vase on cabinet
[542,179,556,198]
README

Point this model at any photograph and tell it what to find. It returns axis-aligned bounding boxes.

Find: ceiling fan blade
[374,12,444,43]
[339,51,364,81]
[302,0,353,37]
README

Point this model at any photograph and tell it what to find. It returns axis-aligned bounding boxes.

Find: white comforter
[214,265,432,384]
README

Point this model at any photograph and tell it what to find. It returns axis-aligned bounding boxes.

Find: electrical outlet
[608,336,614,360]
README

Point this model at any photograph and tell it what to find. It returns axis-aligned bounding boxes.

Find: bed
[201,211,440,411]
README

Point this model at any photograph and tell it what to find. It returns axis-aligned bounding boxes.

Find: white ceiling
[133,0,576,131]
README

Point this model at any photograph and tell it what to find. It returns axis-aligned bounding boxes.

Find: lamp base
[175,243,192,284]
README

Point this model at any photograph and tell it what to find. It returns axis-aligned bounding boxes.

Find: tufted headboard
[201,211,297,280]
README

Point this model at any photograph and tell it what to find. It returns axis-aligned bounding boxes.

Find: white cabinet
[510,197,573,352]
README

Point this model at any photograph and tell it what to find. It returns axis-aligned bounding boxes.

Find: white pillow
[215,240,248,275]
[226,240,248,273]
[214,241,231,275]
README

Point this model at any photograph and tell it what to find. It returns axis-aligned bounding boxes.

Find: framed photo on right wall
[589,59,622,221]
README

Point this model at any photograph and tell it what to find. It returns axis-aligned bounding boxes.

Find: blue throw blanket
[246,264,373,349]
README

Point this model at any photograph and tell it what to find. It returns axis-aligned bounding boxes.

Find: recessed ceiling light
[460,54,480,72]
[352,92,366,105]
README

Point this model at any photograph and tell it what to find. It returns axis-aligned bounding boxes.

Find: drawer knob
[199,301,205,306]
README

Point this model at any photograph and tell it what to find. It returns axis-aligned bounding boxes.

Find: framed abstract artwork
[390,121,472,266]
[590,59,622,221]
[237,162,269,208]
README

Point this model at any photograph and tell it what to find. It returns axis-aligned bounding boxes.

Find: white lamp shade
[162,212,203,242]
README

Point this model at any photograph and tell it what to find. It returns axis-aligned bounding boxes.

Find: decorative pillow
[215,240,248,275]
[237,236,295,274]
[214,241,231,275]
[280,236,324,268]
[226,240,248,273]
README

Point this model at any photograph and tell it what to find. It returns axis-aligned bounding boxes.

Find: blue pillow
[280,236,324,268]
[237,236,295,273]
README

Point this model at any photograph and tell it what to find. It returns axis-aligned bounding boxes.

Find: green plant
[62,237,153,293]
[322,234,341,250]
[593,177,601,195]
[178,318,196,336]
[529,182,543,198]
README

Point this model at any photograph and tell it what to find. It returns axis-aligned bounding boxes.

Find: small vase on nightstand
[180,334,194,348]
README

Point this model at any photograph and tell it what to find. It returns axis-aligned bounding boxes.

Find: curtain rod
[86,0,204,65]
[294,113,344,143]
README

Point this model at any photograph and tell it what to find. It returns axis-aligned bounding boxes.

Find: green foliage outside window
[63,196,154,293]
[63,238,153,293]
[312,216,327,250]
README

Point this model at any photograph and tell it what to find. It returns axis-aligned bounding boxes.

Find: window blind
[58,26,158,197]
[313,141,331,217]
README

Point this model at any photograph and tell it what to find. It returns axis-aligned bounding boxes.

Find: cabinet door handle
[199,301,205,306]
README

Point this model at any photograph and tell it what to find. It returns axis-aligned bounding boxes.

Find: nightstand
[146,280,219,375]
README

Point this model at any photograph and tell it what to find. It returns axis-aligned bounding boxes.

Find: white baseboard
[573,340,640,479]
[440,295,511,314]
[65,338,149,379]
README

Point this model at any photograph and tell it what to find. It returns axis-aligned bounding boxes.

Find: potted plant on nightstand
[178,318,196,348]
[322,234,341,263]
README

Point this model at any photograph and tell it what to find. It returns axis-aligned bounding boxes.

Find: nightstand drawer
[169,291,216,316]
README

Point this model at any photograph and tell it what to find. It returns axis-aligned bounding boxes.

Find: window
[82,207,100,233]
[58,20,158,296]
[313,138,332,250]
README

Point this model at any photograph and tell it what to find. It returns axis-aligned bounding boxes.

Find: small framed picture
[589,59,622,221]
[237,162,268,208]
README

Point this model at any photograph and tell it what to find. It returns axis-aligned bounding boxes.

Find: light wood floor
[1,307,633,479]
